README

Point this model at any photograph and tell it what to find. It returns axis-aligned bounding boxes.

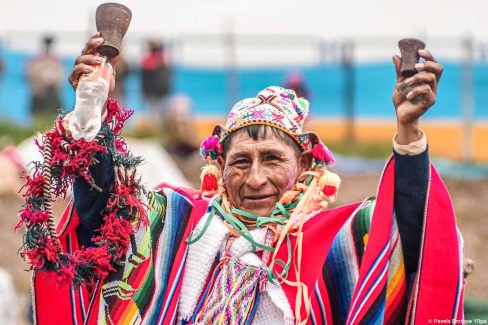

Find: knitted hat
[199,86,338,199]
[209,86,333,155]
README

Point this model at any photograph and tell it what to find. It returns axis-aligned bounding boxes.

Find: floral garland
[16,99,147,287]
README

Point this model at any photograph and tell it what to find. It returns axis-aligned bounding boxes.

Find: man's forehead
[226,129,283,147]
[226,133,294,155]
[227,146,290,160]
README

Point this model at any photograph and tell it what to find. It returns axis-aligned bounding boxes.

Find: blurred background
[0,0,487,323]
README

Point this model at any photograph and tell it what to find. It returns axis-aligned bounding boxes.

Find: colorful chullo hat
[200,86,340,203]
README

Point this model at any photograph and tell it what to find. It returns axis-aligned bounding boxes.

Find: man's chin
[234,197,278,217]
[240,205,275,217]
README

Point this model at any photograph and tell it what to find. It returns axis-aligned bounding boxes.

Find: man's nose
[245,162,268,189]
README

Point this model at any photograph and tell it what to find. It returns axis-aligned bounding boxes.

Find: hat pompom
[200,136,222,160]
[200,164,220,194]
[318,169,341,202]
[312,143,335,166]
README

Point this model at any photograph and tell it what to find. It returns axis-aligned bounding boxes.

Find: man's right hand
[68,32,116,93]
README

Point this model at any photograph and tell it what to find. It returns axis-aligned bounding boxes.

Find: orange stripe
[386,261,405,308]
[119,302,138,324]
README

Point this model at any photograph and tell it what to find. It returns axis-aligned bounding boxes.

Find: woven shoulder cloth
[25,100,209,324]
[32,188,209,324]
[274,157,464,324]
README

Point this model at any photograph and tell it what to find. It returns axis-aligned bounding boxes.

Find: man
[140,38,172,123]
[26,35,64,117]
[25,34,463,324]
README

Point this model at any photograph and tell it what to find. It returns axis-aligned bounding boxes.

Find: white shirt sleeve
[392,130,427,155]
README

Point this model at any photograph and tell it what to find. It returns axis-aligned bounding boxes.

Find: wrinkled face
[219,130,310,216]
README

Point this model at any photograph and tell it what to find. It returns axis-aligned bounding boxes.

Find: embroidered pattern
[194,255,267,325]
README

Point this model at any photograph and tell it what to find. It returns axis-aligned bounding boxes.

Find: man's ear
[299,150,313,174]
[216,155,225,171]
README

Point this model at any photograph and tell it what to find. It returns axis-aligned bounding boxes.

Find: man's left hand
[392,50,443,144]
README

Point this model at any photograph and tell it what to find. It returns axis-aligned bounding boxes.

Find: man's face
[219,130,309,216]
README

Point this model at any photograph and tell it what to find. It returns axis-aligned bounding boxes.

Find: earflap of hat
[297,131,335,166]
[199,124,225,161]
[299,131,340,203]
[212,124,225,139]
[199,124,225,200]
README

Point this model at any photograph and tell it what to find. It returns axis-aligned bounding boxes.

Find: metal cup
[96,2,132,58]
[398,38,426,77]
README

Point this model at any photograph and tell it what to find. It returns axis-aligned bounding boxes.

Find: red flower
[23,249,44,269]
[105,99,134,135]
[107,173,148,228]
[43,237,61,263]
[19,169,45,199]
[115,137,128,153]
[22,236,60,269]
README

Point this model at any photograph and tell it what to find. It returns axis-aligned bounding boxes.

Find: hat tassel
[200,163,221,199]
[318,169,341,203]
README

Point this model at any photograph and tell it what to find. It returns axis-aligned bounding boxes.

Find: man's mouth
[243,194,276,201]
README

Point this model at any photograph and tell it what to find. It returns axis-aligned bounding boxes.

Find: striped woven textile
[32,189,207,325]
[32,158,463,324]
[307,159,464,325]
[32,204,91,325]
[315,198,407,325]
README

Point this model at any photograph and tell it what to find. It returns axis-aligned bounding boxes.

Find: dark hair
[222,125,301,158]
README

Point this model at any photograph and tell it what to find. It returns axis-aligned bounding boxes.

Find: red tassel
[76,246,115,279]
[201,173,218,192]
[56,264,77,286]
[200,164,220,193]
[94,212,133,259]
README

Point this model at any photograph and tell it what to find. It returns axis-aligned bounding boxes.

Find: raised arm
[391,49,443,275]
[68,32,116,94]
[393,49,442,144]
[67,33,118,244]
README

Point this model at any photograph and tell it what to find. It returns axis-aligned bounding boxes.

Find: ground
[1,157,487,323]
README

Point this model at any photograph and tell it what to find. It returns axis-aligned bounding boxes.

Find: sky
[1,0,487,65]
[0,1,486,124]
[3,0,488,37]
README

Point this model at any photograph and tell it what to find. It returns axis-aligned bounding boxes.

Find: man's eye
[264,155,281,162]
[231,159,248,166]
